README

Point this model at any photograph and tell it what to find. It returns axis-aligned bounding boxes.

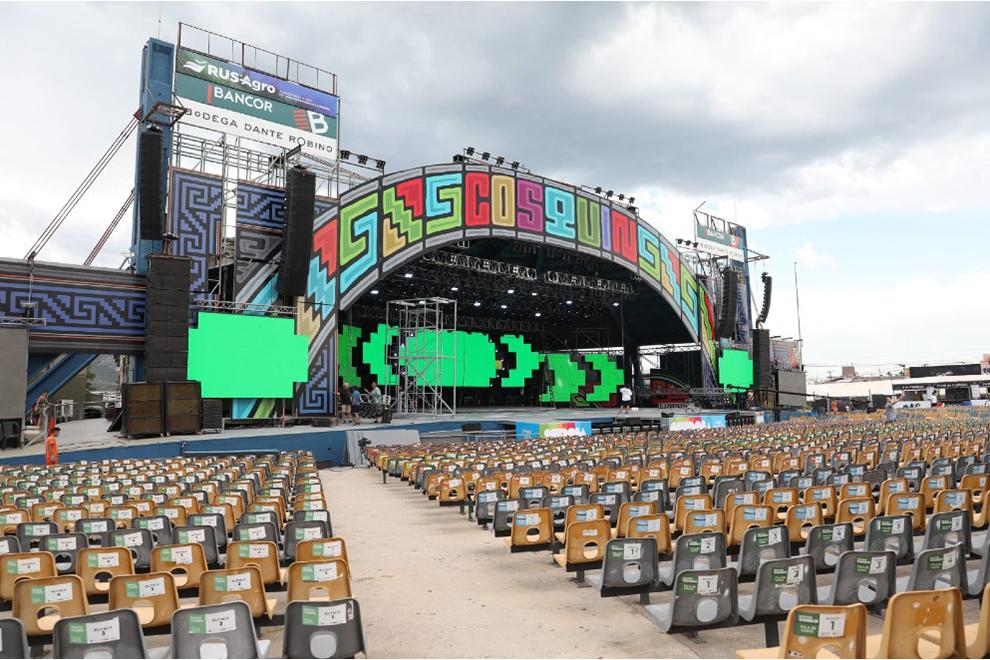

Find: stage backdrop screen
[187,312,308,398]
[718,348,753,391]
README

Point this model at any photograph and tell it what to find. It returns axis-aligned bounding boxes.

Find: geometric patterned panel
[170,169,223,299]
[0,258,147,354]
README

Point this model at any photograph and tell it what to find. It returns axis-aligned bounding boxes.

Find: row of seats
[0,451,368,658]
[371,415,990,656]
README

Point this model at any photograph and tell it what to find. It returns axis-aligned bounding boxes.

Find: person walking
[45,426,60,466]
[619,383,633,414]
[351,385,363,424]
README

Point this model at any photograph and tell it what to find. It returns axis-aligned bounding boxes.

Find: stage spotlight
[606,190,614,198]
[481,152,490,161]
[628,197,635,204]
[452,154,465,163]
[500,304,507,309]
[511,161,519,169]
[473,301,481,307]
[507,288,515,294]
[566,300,573,305]
[535,312,542,317]
[376,160,386,170]
[618,194,625,201]
[371,289,379,295]
[496,156,505,166]
[358,155,369,165]
[466,147,475,155]
[613,302,620,307]
[531,291,537,296]
[340,150,351,160]
[595,187,602,194]
[404,272,413,278]
[450,286,459,291]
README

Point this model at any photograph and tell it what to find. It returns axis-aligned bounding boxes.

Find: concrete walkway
[320,466,763,658]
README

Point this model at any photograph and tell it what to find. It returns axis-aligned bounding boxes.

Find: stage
[0,406,765,466]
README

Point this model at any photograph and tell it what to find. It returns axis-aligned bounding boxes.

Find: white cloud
[793,242,837,270]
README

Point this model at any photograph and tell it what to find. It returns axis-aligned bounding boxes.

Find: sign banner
[515,420,593,440]
[178,98,338,156]
[695,218,746,262]
[668,414,727,431]
[176,47,338,118]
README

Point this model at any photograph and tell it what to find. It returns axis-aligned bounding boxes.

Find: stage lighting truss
[579,185,636,211]
[193,298,297,318]
[458,147,528,172]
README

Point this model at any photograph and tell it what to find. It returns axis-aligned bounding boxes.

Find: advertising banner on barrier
[174,51,338,156]
[516,420,593,440]
[668,414,728,431]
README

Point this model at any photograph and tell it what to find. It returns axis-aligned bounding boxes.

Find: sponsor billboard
[174,47,338,156]
[515,420,593,440]
[668,414,727,431]
[694,212,747,262]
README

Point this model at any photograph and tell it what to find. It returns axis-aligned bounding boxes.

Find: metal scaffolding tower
[386,297,457,416]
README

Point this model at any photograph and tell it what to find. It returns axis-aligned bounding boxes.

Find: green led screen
[187,313,308,398]
[718,348,754,391]
[339,324,625,403]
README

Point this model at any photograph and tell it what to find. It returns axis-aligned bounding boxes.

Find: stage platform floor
[0,405,724,465]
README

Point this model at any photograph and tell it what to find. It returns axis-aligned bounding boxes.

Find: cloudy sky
[2,2,988,378]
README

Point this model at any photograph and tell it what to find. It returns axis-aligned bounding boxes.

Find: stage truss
[386,297,458,417]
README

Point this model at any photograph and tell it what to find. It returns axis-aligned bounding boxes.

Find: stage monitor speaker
[278,166,317,298]
[138,127,165,240]
[757,272,772,325]
[165,381,202,434]
[123,382,164,436]
[202,399,223,431]
[752,328,772,392]
[716,267,739,339]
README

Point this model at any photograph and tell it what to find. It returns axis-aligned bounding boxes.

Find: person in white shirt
[619,384,633,414]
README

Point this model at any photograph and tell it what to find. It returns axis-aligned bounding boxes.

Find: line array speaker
[123,382,164,436]
[138,127,165,240]
[716,267,739,339]
[278,166,317,298]
[757,272,772,325]
[145,255,192,383]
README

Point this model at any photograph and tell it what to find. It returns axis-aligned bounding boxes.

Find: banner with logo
[695,218,746,262]
[668,414,727,431]
[516,420,593,440]
[174,48,338,156]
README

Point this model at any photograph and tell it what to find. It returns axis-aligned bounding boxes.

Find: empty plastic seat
[737,603,867,659]
[52,608,147,659]
[41,532,88,574]
[818,550,896,608]
[492,498,526,537]
[287,559,352,602]
[922,510,972,555]
[0,618,28,659]
[0,550,57,602]
[615,501,656,537]
[199,565,275,619]
[133,514,174,546]
[108,571,181,628]
[626,513,672,555]
[74,518,115,547]
[283,598,366,659]
[739,554,816,622]
[868,587,966,659]
[728,505,775,546]
[590,492,624,526]
[803,522,854,571]
[509,507,553,551]
[16,520,58,551]
[170,601,260,659]
[151,542,209,590]
[173,524,221,565]
[552,519,611,571]
[110,527,154,571]
[598,537,659,597]
[900,543,968,593]
[645,567,739,633]
[76,546,134,596]
[659,531,727,587]
[13,574,88,636]
[736,525,789,578]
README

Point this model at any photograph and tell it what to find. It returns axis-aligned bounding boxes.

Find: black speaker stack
[278,166,317,299]
[144,255,192,383]
[202,399,223,432]
[752,328,772,395]
[165,381,202,434]
[138,127,165,240]
[716,267,739,339]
